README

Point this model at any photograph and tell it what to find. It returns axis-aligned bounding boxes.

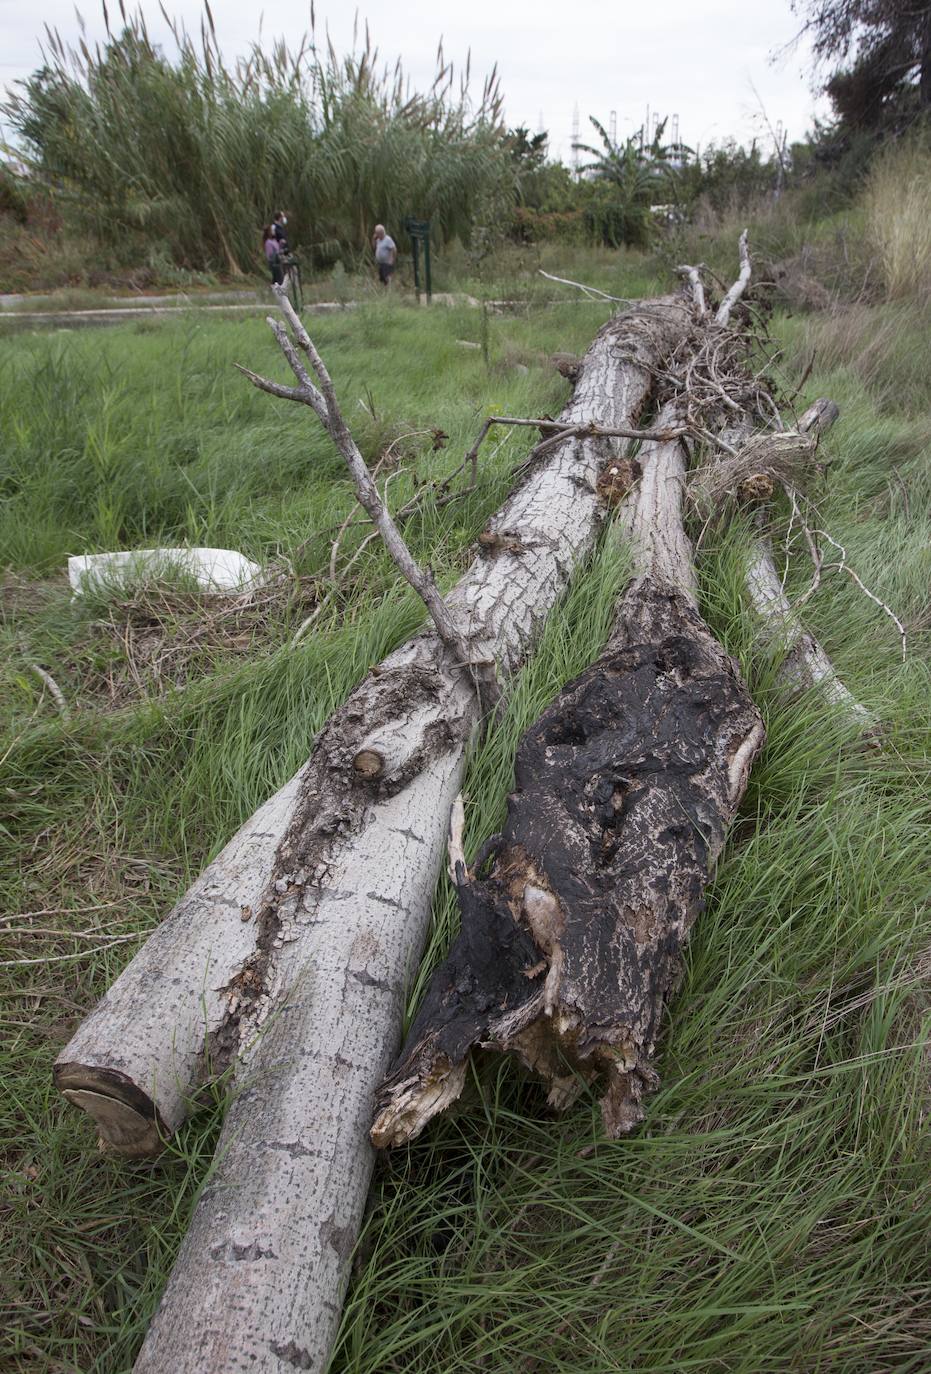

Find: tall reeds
[862,132,931,301]
[3,4,514,274]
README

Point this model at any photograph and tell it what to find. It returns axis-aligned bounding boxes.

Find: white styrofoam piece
[68,547,263,597]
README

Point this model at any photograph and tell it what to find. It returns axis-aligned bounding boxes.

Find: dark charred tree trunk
[373,424,765,1148]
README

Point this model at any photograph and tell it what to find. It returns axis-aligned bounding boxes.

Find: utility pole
[572,103,580,178]
[609,109,617,147]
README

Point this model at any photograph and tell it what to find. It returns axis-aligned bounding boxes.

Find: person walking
[372,224,397,286]
[263,225,283,286]
[271,211,290,253]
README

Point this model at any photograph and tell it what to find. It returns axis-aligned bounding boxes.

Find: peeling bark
[123,298,693,1374]
[372,419,765,1148]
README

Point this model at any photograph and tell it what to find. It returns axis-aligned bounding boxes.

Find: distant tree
[793,0,931,128]
[507,126,549,171]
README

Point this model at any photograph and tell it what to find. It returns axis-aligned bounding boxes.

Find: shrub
[509,206,587,245]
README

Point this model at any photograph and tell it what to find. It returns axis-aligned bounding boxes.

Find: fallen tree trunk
[116,298,693,1374]
[372,404,765,1146]
[55,298,689,1158]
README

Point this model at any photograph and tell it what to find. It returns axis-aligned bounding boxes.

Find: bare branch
[266,317,326,418]
[537,269,634,304]
[234,363,312,405]
[241,294,496,708]
[290,605,322,649]
[677,263,707,316]
[715,228,751,326]
[27,662,70,720]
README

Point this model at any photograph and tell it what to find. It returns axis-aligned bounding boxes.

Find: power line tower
[571,103,580,177]
[609,109,617,147]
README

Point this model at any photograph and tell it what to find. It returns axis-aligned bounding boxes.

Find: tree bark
[744,538,874,724]
[117,298,694,1374]
[372,410,765,1147]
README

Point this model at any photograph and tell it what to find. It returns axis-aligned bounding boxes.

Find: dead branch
[677,263,707,316]
[537,269,634,304]
[239,289,494,706]
[715,229,751,326]
[27,662,70,720]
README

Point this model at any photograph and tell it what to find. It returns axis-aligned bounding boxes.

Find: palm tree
[573,115,681,247]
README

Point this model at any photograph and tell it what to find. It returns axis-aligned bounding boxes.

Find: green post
[423,226,432,302]
[404,217,432,302]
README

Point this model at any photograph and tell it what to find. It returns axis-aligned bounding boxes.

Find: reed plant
[862,131,931,301]
[3,4,514,275]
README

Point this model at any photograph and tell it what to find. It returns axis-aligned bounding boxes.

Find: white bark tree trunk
[617,401,696,602]
[65,298,692,1374]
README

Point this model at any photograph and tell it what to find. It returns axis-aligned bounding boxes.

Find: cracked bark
[372,407,765,1147]
[122,297,693,1374]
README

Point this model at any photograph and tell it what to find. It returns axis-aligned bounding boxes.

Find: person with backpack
[263,225,283,286]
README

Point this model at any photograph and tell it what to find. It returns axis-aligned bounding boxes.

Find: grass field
[2,245,929,1372]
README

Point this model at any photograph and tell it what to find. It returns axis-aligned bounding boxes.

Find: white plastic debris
[68,547,264,598]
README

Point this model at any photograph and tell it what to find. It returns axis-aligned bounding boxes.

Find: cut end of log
[54,1063,166,1156]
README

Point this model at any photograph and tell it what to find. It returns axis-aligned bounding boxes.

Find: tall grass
[3,6,513,275]
[862,133,931,301]
[2,261,929,1371]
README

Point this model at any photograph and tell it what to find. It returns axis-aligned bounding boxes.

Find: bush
[509,206,587,245]
[0,163,29,224]
[3,13,515,277]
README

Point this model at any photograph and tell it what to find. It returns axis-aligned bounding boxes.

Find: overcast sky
[0,0,828,158]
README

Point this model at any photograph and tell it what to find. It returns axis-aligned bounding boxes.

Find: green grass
[2,254,930,1373]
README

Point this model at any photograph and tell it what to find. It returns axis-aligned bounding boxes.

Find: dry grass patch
[863,134,931,301]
